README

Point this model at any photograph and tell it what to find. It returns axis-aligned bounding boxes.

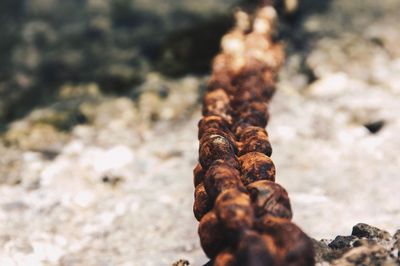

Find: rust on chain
[193,2,315,266]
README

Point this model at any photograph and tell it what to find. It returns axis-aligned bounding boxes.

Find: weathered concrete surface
[0,0,400,265]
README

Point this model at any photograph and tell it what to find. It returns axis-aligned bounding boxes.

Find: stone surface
[352,223,392,241]
[0,0,400,265]
[313,223,399,265]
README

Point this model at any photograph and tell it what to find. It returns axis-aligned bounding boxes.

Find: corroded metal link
[194,3,315,266]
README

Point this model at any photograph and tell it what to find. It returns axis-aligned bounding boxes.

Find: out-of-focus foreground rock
[0,0,400,265]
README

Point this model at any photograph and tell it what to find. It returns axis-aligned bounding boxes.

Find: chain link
[193,4,315,266]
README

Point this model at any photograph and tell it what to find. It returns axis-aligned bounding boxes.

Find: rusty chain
[193,3,315,266]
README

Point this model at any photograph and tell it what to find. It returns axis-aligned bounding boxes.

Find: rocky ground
[313,223,400,265]
[0,0,400,265]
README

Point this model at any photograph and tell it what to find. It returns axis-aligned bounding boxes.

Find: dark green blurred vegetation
[0,0,239,124]
[0,0,332,126]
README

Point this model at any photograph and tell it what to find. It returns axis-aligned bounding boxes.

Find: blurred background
[0,0,399,265]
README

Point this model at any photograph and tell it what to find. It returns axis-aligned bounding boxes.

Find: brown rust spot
[214,249,236,266]
[236,101,270,128]
[198,116,232,139]
[257,217,315,266]
[247,180,292,219]
[198,211,228,259]
[203,89,232,121]
[215,188,254,236]
[199,134,237,170]
[199,128,237,153]
[193,183,212,221]
[232,68,276,106]
[238,126,272,156]
[239,152,276,185]
[236,230,276,266]
[204,160,244,201]
[193,163,205,188]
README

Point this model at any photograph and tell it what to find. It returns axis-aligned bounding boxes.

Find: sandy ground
[0,0,400,265]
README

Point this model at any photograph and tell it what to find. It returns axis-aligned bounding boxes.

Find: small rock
[364,120,385,134]
[101,174,124,187]
[171,259,190,266]
[313,239,335,263]
[331,244,394,266]
[352,223,391,241]
[393,230,400,242]
[329,235,357,250]
[392,230,400,258]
